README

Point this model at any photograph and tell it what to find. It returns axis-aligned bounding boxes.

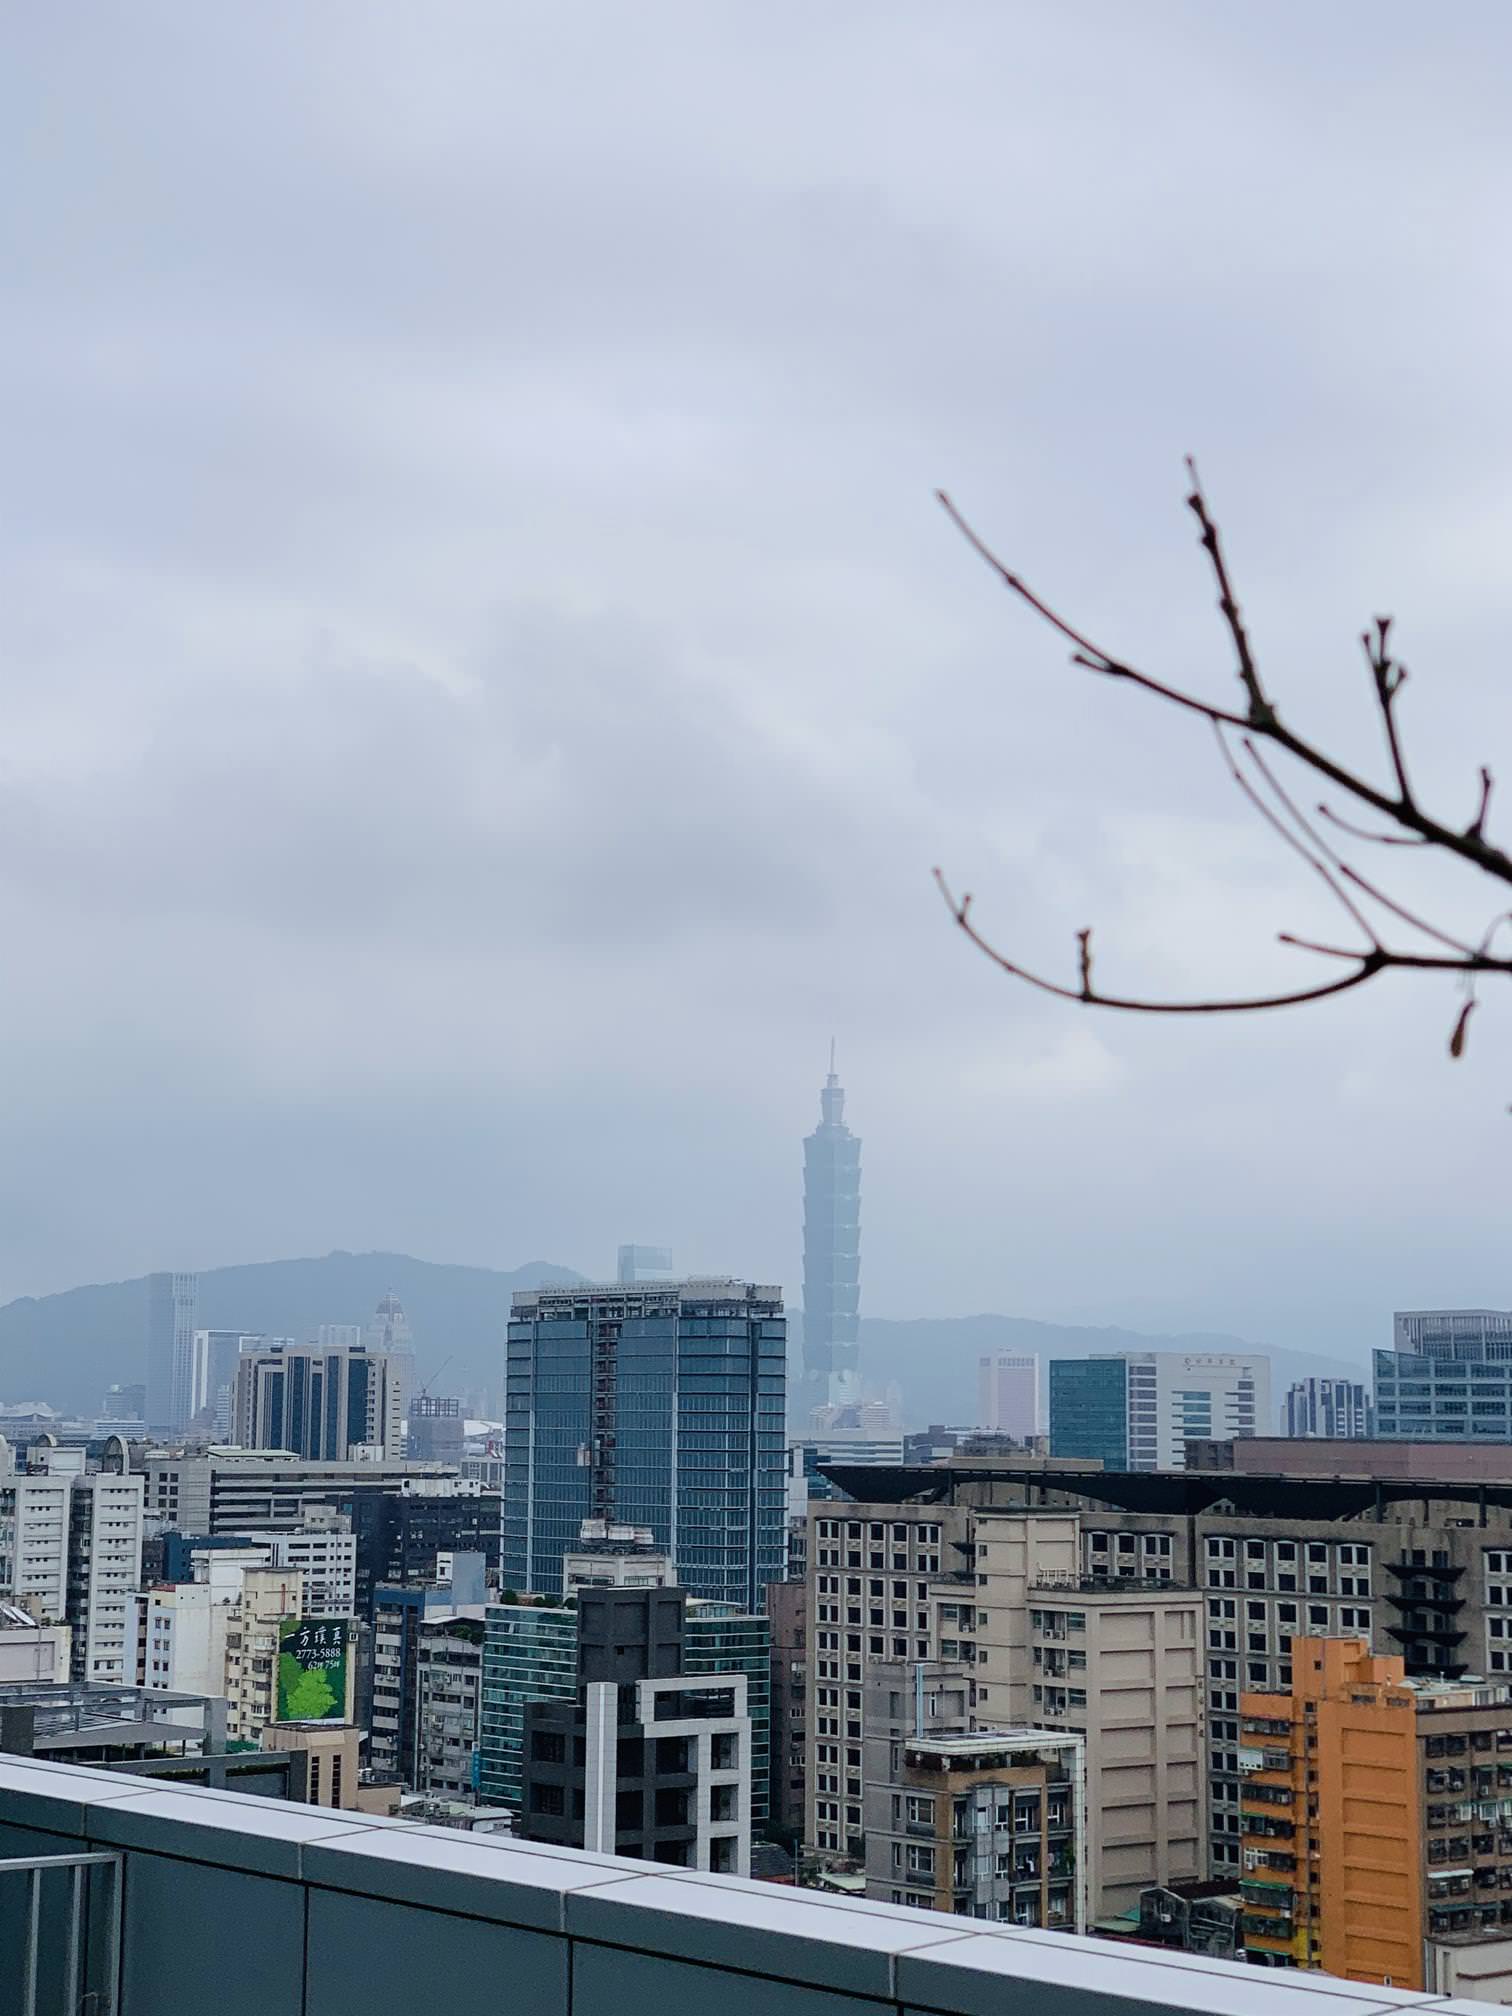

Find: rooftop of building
[149,1446,461,1472]
[0,1680,221,1754]
[565,1523,665,1557]
[512,1276,783,1305]
[1407,1676,1512,1713]
[1031,1575,1198,1600]
[903,1726,1082,1763]
[819,1459,1512,1520]
[0,1752,1488,2016]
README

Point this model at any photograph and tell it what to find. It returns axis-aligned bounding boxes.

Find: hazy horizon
[5,5,1511,1375]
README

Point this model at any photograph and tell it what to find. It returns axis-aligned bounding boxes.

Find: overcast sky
[4,3,1512,1369]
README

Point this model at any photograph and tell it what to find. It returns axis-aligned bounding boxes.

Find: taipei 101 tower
[798,1045,861,1423]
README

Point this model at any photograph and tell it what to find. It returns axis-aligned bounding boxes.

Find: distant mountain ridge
[0,1251,582,1415]
[1,1250,1355,1426]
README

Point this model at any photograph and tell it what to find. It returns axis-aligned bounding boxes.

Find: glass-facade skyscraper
[798,1052,861,1424]
[502,1278,786,1609]
[1375,1308,1512,1439]
[1048,1358,1128,1468]
[145,1271,198,1429]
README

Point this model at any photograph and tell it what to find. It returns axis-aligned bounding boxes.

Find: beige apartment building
[225,1568,306,1743]
[806,1497,1202,1917]
[260,1721,362,1807]
[972,1510,1202,1916]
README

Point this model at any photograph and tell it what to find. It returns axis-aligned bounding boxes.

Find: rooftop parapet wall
[0,1751,1494,2016]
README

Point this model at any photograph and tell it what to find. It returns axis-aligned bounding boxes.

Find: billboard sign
[276,1616,349,1722]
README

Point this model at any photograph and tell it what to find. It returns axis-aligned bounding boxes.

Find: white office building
[1121,1354,1270,1469]
[262,1523,357,1616]
[977,1354,1040,1439]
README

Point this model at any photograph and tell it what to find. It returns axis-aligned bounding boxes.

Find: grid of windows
[1375,1334,1512,1440]
[806,1510,945,1854]
[477,1604,577,1807]
[1197,1532,1374,1870]
[502,1284,785,1609]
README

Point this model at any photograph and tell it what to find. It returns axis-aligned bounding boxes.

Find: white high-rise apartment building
[977,1354,1040,1438]
[69,1468,146,1681]
[136,1576,233,1697]
[262,1524,357,1616]
[1283,1377,1373,1439]
[0,1440,144,1683]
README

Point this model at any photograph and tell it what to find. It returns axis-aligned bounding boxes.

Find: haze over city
[7,3,1512,1365]
[14,10,1512,2012]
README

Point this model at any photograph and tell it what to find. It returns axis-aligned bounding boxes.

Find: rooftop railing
[0,1752,1494,2016]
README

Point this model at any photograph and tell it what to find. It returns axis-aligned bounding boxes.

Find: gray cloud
[2,2,1511,1371]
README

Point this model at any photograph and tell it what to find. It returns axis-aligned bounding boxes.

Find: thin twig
[1316,803,1428,848]
[933,871,1390,1013]
[1363,618,1415,809]
[935,490,1254,735]
[1186,457,1274,729]
[1470,767,1495,840]
[1211,726,1379,946]
[1276,934,1369,962]
[1239,738,1478,959]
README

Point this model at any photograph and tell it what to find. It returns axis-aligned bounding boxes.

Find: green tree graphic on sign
[279,1652,338,1721]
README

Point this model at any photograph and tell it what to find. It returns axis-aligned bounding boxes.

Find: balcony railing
[0,1848,122,2016]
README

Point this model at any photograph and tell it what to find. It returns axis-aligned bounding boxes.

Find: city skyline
[11,5,1512,2001]
[5,13,1512,1371]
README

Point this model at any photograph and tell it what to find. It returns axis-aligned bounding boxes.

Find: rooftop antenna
[828,1036,836,1077]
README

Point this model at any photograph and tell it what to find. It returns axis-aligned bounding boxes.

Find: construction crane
[416,1353,454,1403]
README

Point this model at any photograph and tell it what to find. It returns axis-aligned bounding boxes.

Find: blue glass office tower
[1048,1358,1128,1467]
[502,1279,786,1609]
[798,1052,861,1423]
[1375,1308,1512,1438]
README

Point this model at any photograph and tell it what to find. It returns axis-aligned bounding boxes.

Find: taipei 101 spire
[799,1043,861,1423]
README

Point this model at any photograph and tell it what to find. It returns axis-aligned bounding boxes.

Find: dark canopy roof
[816,1463,1512,1521]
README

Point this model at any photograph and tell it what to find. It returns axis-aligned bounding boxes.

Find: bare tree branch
[934,467,1512,1061]
[1209,726,1380,949]
[1315,802,1428,849]
[1185,457,1275,730]
[933,869,1512,1016]
[934,477,1512,886]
